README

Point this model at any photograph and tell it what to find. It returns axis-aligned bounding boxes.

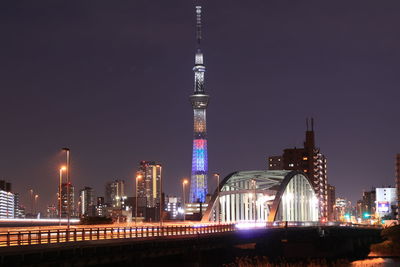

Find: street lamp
[34,194,39,216]
[213,173,220,224]
[182,179,188,222]
[62,147,71,229]
[59,166,66,226]
[135,174,142,226]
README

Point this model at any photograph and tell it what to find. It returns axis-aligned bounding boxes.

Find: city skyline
[1,1,400,211]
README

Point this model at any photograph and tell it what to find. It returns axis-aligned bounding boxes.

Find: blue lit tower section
[189,6,209,203]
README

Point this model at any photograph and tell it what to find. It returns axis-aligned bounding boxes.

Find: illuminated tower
[189,6,209,203]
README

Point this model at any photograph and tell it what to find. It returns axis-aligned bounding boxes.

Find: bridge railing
[0,223,236,247]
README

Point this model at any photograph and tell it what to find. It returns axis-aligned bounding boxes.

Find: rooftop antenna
[196,6,202,47]
[311,117,314,131]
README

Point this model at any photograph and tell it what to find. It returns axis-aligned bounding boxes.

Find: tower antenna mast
[196,6,202,46]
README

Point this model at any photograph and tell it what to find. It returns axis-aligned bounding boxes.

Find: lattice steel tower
[189,6,209,203]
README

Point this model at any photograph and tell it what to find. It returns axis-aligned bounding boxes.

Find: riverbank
[370,225,400,257]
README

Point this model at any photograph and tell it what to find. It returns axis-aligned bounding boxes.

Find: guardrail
[0,222,381,248]
[0,224,236,247]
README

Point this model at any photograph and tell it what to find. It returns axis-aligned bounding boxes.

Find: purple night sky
[1,1,399,212]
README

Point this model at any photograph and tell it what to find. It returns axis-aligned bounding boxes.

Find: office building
[0,190,14,218]
[165,195,182,220]
[95,197,106,217]
[334,198,352,222]
[60,183,75,217]
[14,193,25,218]
[376,187,397,219]
[79,187,95,217]
[137,161,162,221]
[105,180,126,209]
[361,189,376,220]
[327,184,336,221]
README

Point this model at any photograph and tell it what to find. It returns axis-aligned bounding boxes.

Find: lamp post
[213,173,220,224]
[59,166,66,226]
[29,189,34,215]
[34,194,39,216]
[135,174,142,227]
[182,179,188,222]
[62,147,70,229]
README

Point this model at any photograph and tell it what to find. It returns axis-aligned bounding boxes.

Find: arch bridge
[201,170,319,223]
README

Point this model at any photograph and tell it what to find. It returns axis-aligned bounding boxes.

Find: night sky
[1,1,399,212]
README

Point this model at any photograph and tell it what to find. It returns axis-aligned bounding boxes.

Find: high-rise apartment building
[79,187,95,217]
[60,183,75,217]
[327,184,336,221]
[269,119,328,221]
[105,180,126,209]
[189,6,209,204]
[137,161,162,209]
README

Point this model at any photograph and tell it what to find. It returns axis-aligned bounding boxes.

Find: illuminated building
[361,189,376,220]
[137,161,162,221]
[0,190,14,218]
[95,197,106,217]
[202,170,319,223]
[376,187,397,219]
[14,193,25,218]
[334,198,352,222]
[46,205,57,218]
[189,6,209,203]
[105,180,126,209]
[165,195,182,220]
[327,184,335,221]
[61,183,75,217]
[396,154,400,221]
[269,118,328,221]
[268,156,283,170]
[79,187,95,217]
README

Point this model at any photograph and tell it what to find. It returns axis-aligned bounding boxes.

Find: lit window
[303,157,308,160]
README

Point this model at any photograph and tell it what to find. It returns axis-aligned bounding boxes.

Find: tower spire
[196,6,202,46]
[189,5,209,203]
